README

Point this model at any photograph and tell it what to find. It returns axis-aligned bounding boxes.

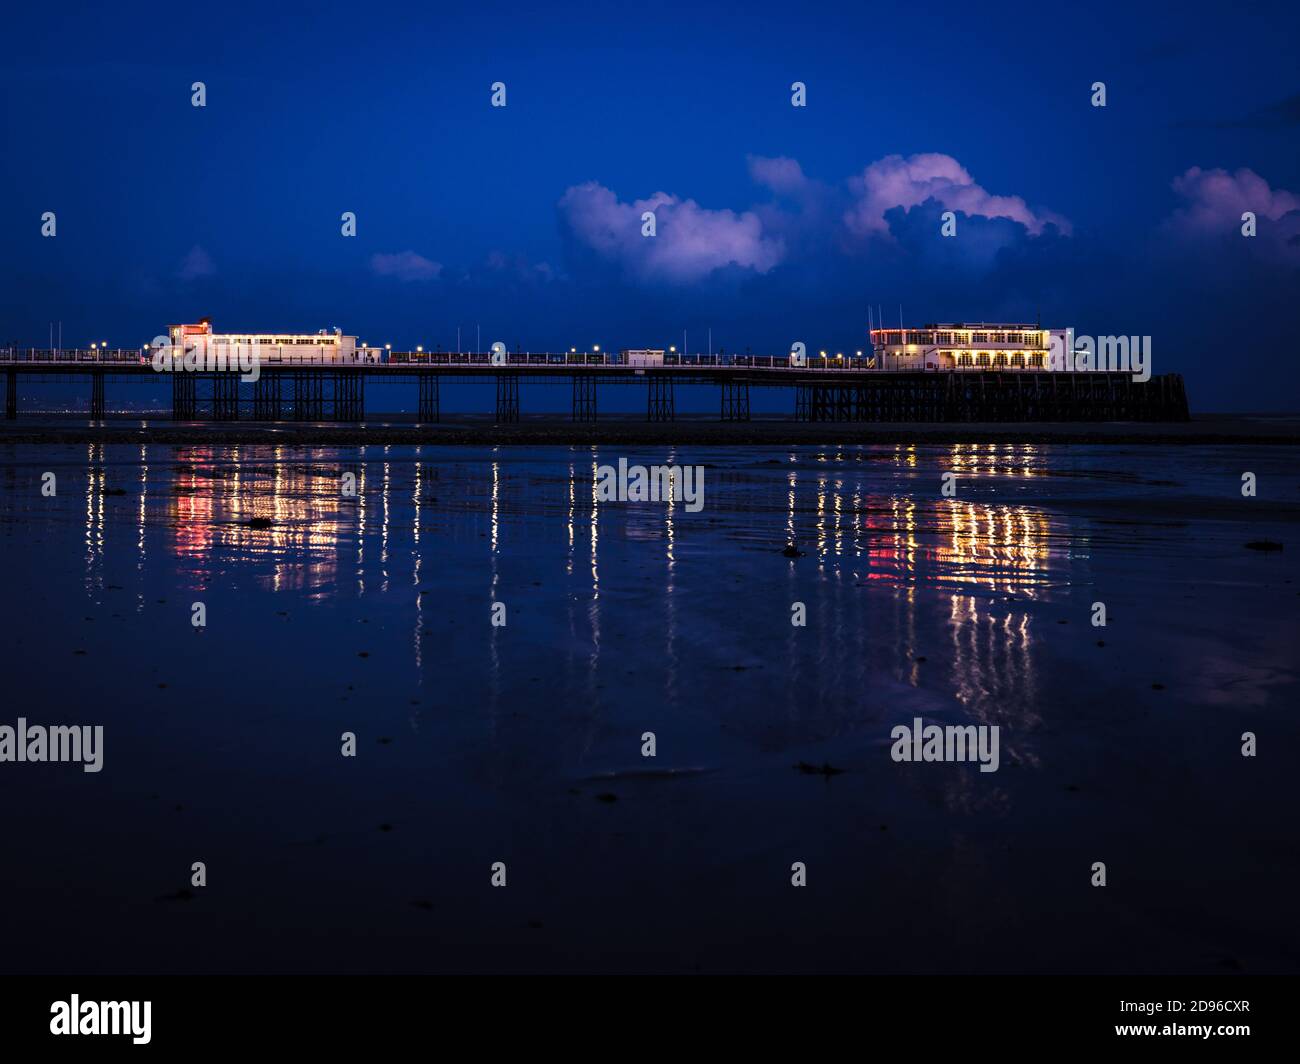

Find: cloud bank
[557,182,784,284]
[844,154,1071,238]
[558,153,1071,286]
[1163,166,1300,262]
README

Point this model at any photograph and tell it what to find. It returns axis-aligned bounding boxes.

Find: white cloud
[370,251,442,282]
[844,153,1071,238]
[557,181,784,284]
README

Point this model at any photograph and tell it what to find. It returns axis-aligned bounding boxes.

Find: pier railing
[1,348,142,364]
[0,348,1158,376]
[377,352,879,369]
[0,348,883,370]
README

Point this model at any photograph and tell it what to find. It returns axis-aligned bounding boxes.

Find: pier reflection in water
[55,442,1083,754]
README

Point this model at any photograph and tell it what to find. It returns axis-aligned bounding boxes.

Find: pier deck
[0,350,1190,423]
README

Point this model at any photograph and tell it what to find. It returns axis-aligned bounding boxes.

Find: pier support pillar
[171,373,196,419]
[418,374,440,422]
[571,375,597,421]
[90,371,105,420]
[212,374,239,420]
[5,368,15,419]
[794,384,811,421]
[720,379,750,421]
[647,376,674,421]
[294,371,323,421]
[808,383,854,422]
[495,372,519,423]
[253,373,282,420]
[332,371,364,422]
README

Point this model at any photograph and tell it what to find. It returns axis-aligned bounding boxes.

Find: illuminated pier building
[869,324,1070,372]
[165,319,374,364]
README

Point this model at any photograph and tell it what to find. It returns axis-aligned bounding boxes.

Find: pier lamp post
[90,342,98,362]
[416,345,423,363]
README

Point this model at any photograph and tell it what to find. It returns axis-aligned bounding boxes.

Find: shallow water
[1,442,1297,973]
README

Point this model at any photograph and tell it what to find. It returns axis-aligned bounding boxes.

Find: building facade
[164,320,373,364]
[869,323,1069,371]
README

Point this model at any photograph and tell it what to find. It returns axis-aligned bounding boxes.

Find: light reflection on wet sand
[75,442,1090,736]
[2,439,1298,973]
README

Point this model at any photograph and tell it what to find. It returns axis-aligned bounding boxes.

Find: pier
[0,349,1190,423]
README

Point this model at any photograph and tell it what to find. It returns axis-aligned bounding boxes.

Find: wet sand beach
[0,440,1296,973]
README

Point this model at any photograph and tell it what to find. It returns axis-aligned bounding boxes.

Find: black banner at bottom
[0,975,1286,1053]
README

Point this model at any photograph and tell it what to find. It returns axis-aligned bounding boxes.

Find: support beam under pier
[332,371,364,422]
[495,373,519,423]
[647,376,674,421]
[171,373,196,420]
[720,379,750,421]
[794,384,811,421]
[253,373,282,420]
[211,374,239,420]
[418,374,440,423]
[294,371,324,421]
[571,375,597,421]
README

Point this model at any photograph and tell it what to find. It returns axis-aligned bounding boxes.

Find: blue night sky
[3,0,1298,409]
